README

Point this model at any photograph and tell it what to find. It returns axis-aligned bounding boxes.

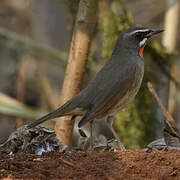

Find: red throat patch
[139,44,146,59]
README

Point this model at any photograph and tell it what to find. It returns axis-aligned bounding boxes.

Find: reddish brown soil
[0,150,180,180]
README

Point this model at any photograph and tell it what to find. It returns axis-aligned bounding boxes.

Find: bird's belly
[96,81,142,120]
[113,86,139,112]
[108,78,143,116]
[112,76,143,114]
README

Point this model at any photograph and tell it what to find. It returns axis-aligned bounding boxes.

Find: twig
[147,82,180,138]
[59,157,74,167]
[147,82,175,125]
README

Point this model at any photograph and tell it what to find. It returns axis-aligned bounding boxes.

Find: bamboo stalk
[55,0,98,146]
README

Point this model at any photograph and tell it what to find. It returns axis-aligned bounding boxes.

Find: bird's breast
[113,63,144,113]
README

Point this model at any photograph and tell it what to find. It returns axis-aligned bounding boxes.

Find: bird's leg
[106,115,126,150]
[89,120,94,150]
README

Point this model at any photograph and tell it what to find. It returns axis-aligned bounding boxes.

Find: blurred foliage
[99,0,133,61]
[146,42,177,86]
[0,92,47,120]
[0,27,67,67]
[146,41,174,68]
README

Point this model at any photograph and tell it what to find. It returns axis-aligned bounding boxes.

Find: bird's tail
[27,107,65,128]
[28,95,83,129]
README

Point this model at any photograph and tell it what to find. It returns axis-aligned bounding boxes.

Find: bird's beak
[146,29,164,38]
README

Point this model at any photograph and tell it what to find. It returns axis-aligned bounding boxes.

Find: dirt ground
[0,150,180,180]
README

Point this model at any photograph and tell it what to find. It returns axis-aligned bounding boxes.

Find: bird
[28,27,163,150]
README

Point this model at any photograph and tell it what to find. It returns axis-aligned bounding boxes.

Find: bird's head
[115,27,164,58]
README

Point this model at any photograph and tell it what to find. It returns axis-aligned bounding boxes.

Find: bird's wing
[78,59,141,127]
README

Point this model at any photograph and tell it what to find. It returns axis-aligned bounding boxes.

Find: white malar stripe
[129,29,149,35]
[139,38,147,47]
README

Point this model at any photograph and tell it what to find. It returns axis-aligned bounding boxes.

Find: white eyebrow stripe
[129,29,150,35]
[139,38,147,47]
